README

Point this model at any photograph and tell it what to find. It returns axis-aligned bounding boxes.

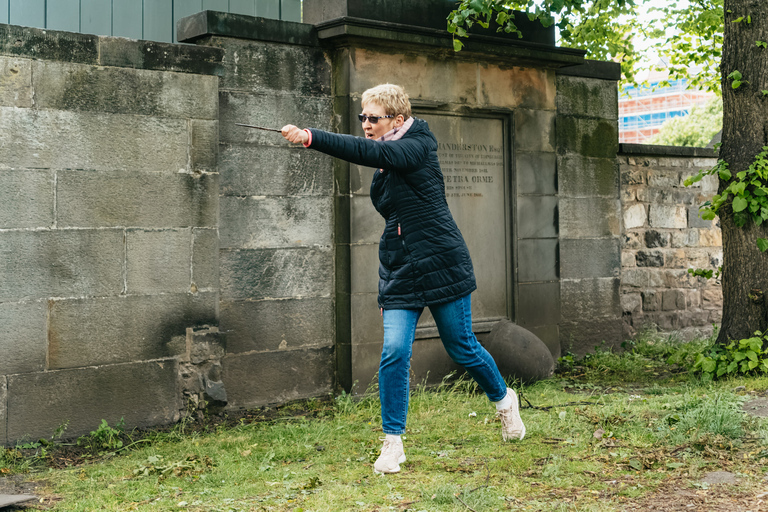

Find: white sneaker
[497,388,526,441]
[373,438,406,474]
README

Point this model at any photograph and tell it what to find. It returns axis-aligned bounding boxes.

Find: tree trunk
[717,0,768,343]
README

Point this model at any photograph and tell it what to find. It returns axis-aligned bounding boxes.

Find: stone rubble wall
[0,24,224,445]
[619,145,722,339]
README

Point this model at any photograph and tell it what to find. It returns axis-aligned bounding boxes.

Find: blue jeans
[379,294,507,435]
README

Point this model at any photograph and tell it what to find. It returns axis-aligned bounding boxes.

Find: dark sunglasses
[358,114,394,124]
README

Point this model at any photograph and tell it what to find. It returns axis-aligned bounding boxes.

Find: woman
[281,84,525,474]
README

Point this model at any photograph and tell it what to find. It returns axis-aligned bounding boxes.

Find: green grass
[5,332,768,511]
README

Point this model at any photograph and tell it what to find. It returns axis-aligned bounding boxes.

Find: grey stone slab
[7,360,180,444]
[219,196,333,249]
[0,170,53,229]
[517,282,561,328]
[556,75,618,120]
[350,195,385,245]
[31,60,219,119]
[209,37,331,96]
[177,11,318,46]
[219,144,333,197]
[557,154,618,198]
[517,239,558,283]
[560,238,621,279]
[0,229,123,301]
[220,247,334,300]
[351,292,383,346]
[556,116,619,159]
[350,341,383,395]
[0,24,99,64]
[560,316,623,356]
[222,346,334,409]
[0,107,189,172]
[0,56,33,107]
[560,277,621,323]
[47,293,217,369]
[221,297,334,355]
[220,91,334,145]
[350,243,380,294]
[0,301,47,374]
[559,198,621,238]
[515,109,555,153]
[688,204,715,229]
[192,228,219,291]
[190,120,218,172]
[126,230,192,295]
[410,337,464,387]
[516,152,557,195]
[57,171,218,228]
[517,196,558,239]
[0,376,7,446]
[0,495,36,507]
[97,37,224,76]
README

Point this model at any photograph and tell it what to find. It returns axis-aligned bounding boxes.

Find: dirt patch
[623,477,766,511]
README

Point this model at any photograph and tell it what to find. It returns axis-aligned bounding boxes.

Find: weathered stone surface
[557,116,619,158]
[208,37,330,96]
[557,154,618,197]
[0,494,36,508]
[701,471,739,485]
[0,301,47,374]
[7,360,181,444]
[517,196,558,239]
[349,195,385,244]
[0,229,123,301]
[561,278,621,322]
[0,107,189,172]
[0,25,98,64]
[649,204,687,229]
[190,120,218,172]
[517,239,558,282]
[556,75,618,119]
[484,320,554,382]
[0,170,53,229]
[219,144,333,196]
[644,230,670,248]
[350,243,380,294]
[0,376,6,445]
[623,203,647,229]
[560,198,621,237]
[219,196,333,249]
[524,324,561,359]
[560,317,623,355]
[126,230,192,295]
[57,171,218,228]
[642,290,661,311]
[688,204,714,229]
[220,247,333,300]
[621,293,642,314]
[98,37,224,76]
[31,60,218,119]
[47,293,217,369]
[636,250,664,267]
[0,56,33,107]
[515,109,555,153]
[477,65,555,110]
[192,228,219,291]
[517,282,560,328]
[222,347,334,409]
[220,91,333,145]
[221,297,334,354]
[670,229,700,247]
[560,238,620,278]
[517,152,556,195]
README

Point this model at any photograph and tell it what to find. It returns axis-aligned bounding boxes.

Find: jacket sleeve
[306,129,431,173]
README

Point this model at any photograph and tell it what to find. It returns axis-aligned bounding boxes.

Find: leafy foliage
[646,97,722,147]
[669,332,768,381]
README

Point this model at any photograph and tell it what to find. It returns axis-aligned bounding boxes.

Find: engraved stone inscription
[418,113,509,327]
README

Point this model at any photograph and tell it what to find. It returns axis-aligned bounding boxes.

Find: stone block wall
[178,12,337,409]
[619,145,722,338]
[555,62,623,355]
[0,24,223,445]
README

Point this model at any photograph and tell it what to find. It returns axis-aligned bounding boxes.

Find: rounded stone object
[483,320,554,383]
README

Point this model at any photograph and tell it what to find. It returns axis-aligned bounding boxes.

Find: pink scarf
[378,116,414,142]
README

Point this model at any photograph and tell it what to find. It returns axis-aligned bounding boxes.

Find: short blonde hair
[361,84,412,119]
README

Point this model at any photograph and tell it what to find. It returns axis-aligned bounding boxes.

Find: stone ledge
[177,10,319,47]
[556,59,621,81]
[619,144,718,158]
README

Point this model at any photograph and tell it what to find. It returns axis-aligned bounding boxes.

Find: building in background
[619,68,715,144]
[0,0,301,43]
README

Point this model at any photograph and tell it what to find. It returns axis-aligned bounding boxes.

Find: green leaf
[758,41,768,49]
[749,359,759,370]
[732,16,744,23]
[702,359,717,373]
[701,209,717,221]
[629,459,643,471]
[733,196,749,212]
[719,168,732,180]
[732,80,742,89]
[763,90,768,96]
[757,238,768,252]
[453,39,464,52]
[747,350,759,362]
[728,70,743,81]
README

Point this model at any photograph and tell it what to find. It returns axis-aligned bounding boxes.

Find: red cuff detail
[303,129,312,147]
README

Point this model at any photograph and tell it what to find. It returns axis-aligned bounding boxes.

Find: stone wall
[619,144,722,338]
[0,24,223,445]
[178,12,337,410]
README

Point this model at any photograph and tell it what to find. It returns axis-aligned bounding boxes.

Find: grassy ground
[4,331,768,511]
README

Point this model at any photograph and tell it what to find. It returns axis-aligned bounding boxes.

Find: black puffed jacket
[307,118,476,309]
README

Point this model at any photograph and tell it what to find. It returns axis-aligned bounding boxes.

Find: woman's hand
[281,125,308,145]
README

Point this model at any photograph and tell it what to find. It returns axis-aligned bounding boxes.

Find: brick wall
[619,144,723,338]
